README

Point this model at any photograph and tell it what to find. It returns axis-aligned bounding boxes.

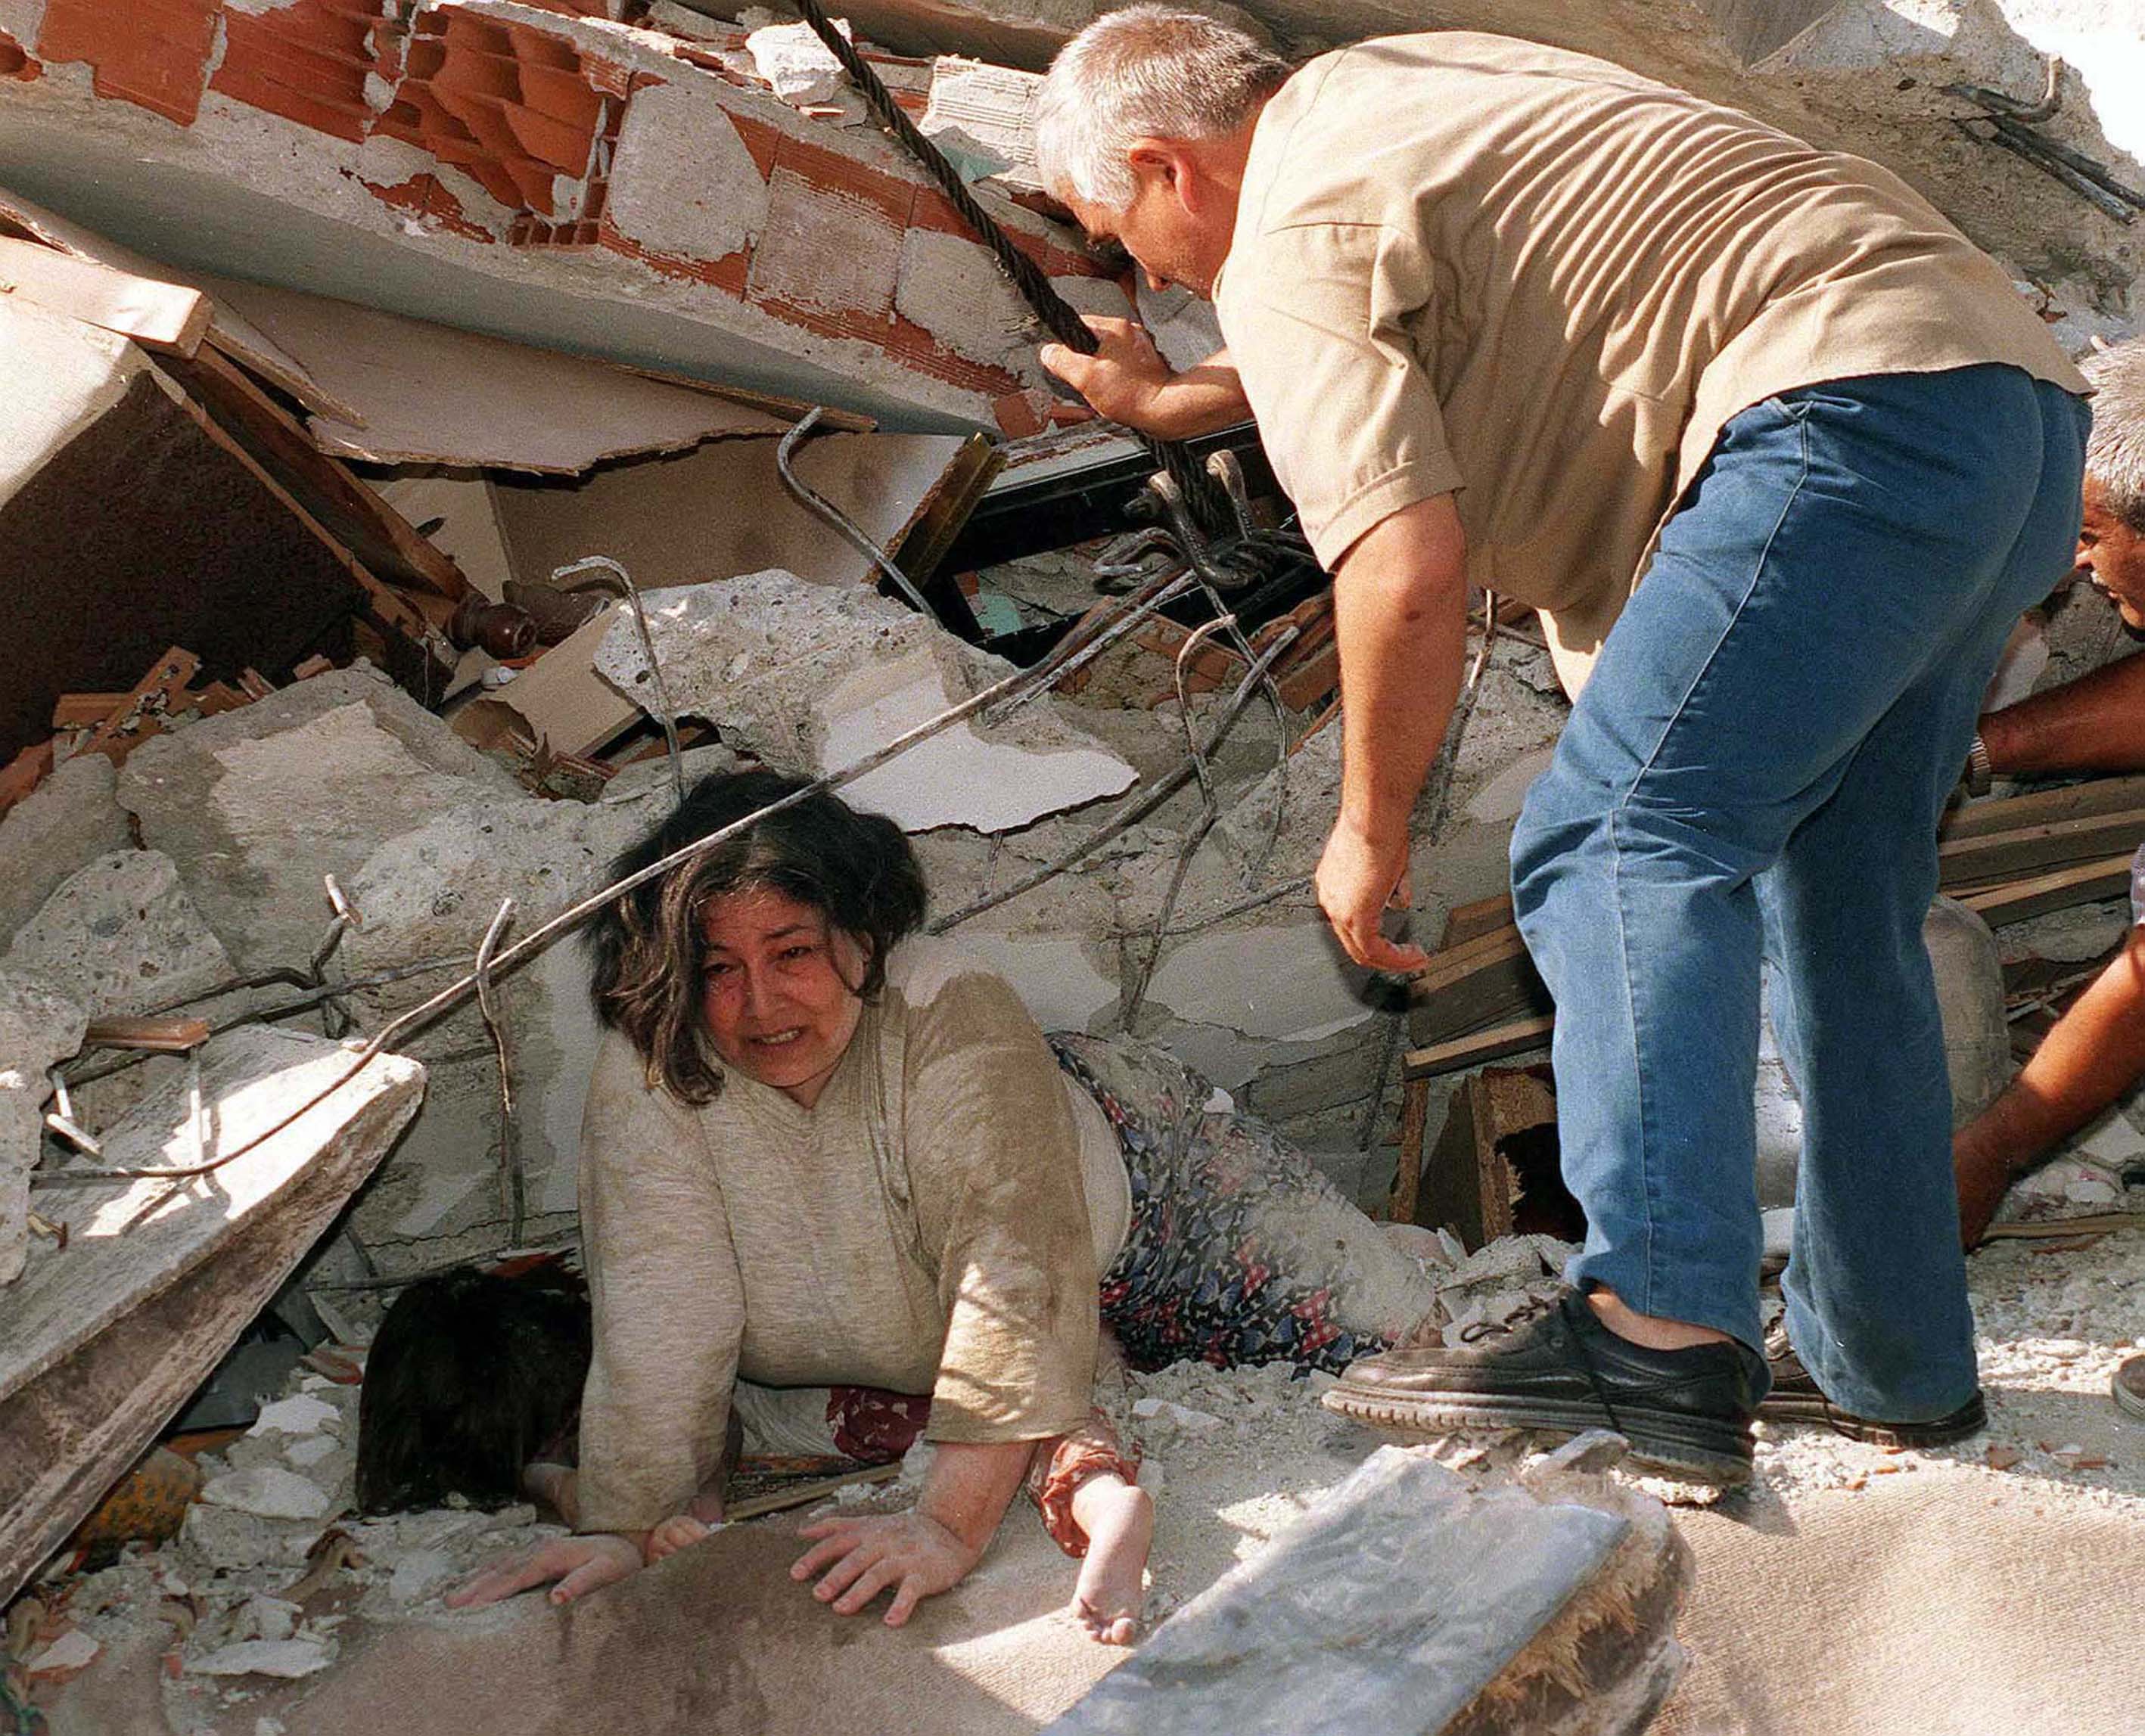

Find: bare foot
[1068,1477,1152,1646]
[645,1514,713,1564]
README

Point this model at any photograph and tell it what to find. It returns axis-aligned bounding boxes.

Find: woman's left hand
[791,1511,982,1626]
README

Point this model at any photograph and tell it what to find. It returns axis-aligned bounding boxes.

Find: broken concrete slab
[595,570,1136,833]
[1145,922,1376,1046]
[196,273,794,473]
[117,667,521,973]
[0,966,87,1285]
[1046,1444,1687,1735]
[0,0,1120,430]
[0,1025,424,1602]
[2,849,233,1020]
[0,749,132,946]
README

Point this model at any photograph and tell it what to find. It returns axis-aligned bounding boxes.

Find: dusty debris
[0,967,87,1285]
[2,850,233,1021]
[595,569,1137,832]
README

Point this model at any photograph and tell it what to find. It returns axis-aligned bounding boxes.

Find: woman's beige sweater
[572,940,1130,1534]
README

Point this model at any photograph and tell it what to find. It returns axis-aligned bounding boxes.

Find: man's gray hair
[2084,338,2145,531]
[1034,5,1290,211]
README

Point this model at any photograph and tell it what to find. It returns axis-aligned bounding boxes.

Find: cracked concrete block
[117,669,520,973]
[1046,1444,1686,1734]
[1146,922,1376,1044]
[953,932,1118,1033]
[0,753,132,948]
[0,966,87,1285]
[597,572,1137,834]
[2,850,232,1020]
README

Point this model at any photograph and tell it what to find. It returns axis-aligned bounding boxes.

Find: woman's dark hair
[587,769,928,1102]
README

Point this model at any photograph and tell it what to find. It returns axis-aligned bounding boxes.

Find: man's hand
[791,1511,982,1626]
[1040,317,1250,439]
[446,1533,644,1609]
[1316,819,1429,973]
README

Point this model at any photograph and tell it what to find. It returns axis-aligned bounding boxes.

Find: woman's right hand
[446,1532,645,1609]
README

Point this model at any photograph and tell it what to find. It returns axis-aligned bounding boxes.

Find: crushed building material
[194,275,798,472]
[0,0,1123,430]
[0,1026,424,1601]
[0,753,131,942]
[0,969,87,1286]
[1045,1442,1686,1735]
[1,850,235,1022]
[594,567,1136,831]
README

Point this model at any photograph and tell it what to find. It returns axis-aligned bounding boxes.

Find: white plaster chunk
[1146,924,1376,1043]
[0,297,144,519]
[2,850,233,1020]
[922,57,1043,190]
[201,1465,332,1522]
[824,648,1136,833]
[188,1639,334,1680]
[608,78,768,265]
[746,19,851,103]
[284,1435,340,1469]
[24,1630,100,1674]
[387,1548,458,1606]
[596,572,1136,834]
[247,1393,341,1437]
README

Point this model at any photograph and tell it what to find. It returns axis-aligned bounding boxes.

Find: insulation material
[195,274,792,470]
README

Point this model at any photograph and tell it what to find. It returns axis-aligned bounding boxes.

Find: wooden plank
[1413,1068,1559,1248]
[80,1015,212,1052]
[1938,807,2145,890]
[158,346,477,604]
[76,648,200,767]
[0,742,53,815]
[1960,855,2138,926]
[1404,1014,1556,1081]
[1407,921,1553,1049]
[1939,775,2145,841]
[0,234,211,354]
[50,694,131,729]
[1441,894,1516,949]
[0,1027,424,1604]
[1384,1076,1433,1227]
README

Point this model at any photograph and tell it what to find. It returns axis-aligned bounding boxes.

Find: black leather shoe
[1323,1292,1762,1485]
[1757,1322,1987,1448]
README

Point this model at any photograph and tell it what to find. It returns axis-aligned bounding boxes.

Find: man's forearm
[1979,648,2145,778]
[1332,510,1470,848]
[1957,927,2145,1176]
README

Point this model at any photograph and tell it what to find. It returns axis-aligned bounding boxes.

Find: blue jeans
[1509,365,2089,1421]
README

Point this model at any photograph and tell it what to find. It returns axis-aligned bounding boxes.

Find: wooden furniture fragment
[1408,1068,1559,1250]
[0,1028,424,1604]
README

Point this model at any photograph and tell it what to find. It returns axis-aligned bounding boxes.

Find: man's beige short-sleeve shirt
[1215,33,2087,691]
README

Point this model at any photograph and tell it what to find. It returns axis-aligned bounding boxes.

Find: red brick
[38,0,218,126]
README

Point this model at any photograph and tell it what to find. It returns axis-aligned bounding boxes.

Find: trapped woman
[451,770,1438,1640]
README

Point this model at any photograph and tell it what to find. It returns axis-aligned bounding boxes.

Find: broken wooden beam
[0,234,212,355]
[1404,1014,1557,1081]
[0,1026,423,1604]
[1938,805,2145,891]
[1960,854,2139,926]
[1043,1445,1689,1735]
[1407,919,1554,1052]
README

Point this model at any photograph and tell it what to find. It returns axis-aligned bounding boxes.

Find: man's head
[2081,338,2145,629]
[1034,5,1289,297]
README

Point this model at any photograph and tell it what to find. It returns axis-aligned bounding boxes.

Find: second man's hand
[1038,316,1251,439]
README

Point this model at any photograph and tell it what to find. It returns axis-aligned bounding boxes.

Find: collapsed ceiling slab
[0,0,1121,432]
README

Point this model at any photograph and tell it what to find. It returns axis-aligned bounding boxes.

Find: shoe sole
[1757,1390,1988,1449]
[1321,1384,1754,1486]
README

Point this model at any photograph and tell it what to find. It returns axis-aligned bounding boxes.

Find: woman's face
[698,887,867,1109]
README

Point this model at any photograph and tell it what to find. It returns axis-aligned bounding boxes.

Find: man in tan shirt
[1036,8,2091,1481]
